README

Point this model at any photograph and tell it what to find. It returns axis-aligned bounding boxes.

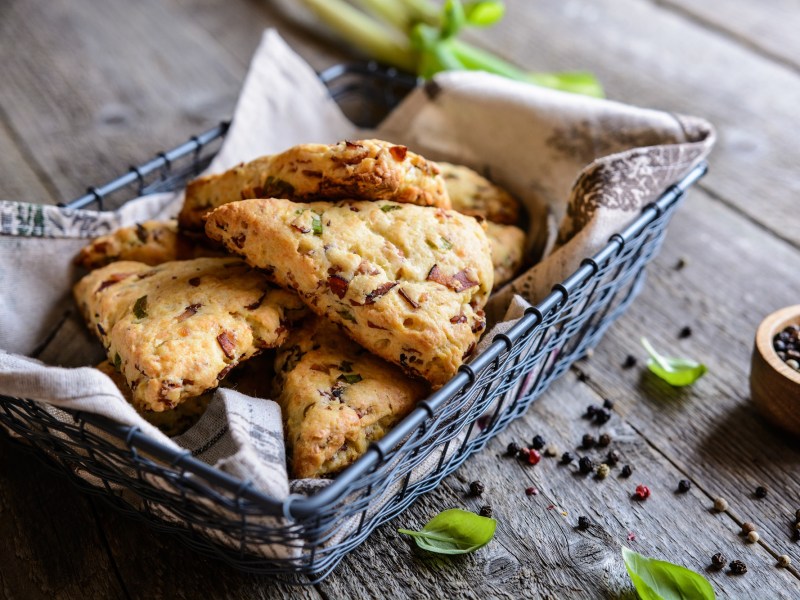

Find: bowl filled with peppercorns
[750,305,800,436]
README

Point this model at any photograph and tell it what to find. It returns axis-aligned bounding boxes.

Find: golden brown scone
[439,162,520,225]
[74,257,306,412]
[180,139,450,230]
[486,221,526,287]
[205,199,493,388]
[96,360,211,436]
[274,317,428,478]
[74,220,225,270]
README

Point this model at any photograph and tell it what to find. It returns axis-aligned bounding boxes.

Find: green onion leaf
[622,546,715,600]
[380,204,402,212]
[464,1,505,27]
[113,353,121,370]
[441,0,466,39]
[338,373,363,384]
[641,337,707,387]
[133,296,148,319]
[399,508,496,555]
[338,309,357,323]
[440,237,453,250]
[311,214,323,236]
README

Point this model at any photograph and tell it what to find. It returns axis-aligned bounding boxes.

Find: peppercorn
[677,479,691,493]
[577,371,590,383]
[527,449,541,465]
[755,485,768,498]
[777,555,792,568]
[506,442,520,457]
[741,522,756,534]
[561,452,575,464]
[634,484,651,500]
[581,433,596,449]
[621,465,633,477]
[622,354,637,369]
[603,398,614,410]
[594,408,611,424]
[525,486,537,496]
[729,560,747,575]
[578,456,594,474]
[577,516,590,530]
[517,447,530,461]
[746,531,759,543]
[479,505,493,518]
[531,435,546,450]
[714,497,729,511]
[469,481,485,496]
[544,445,558,457]
[606,450,621,466]
[584,404,599,419]
[710,553,727,570]
[596,463,610,479]
[678,326,692,339]
[598,433,612,447]
[675,257,687,270]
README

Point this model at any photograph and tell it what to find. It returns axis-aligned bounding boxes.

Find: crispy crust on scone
[74,257,305,412]
[273,317,428,478]
[486,221,526,287]
[205,198,493,387]
[179,139,450,230]
[439,162,520,225]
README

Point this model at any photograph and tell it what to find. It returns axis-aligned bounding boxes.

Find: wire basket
[0,63,706,583]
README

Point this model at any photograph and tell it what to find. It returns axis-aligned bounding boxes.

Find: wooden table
[2,1,799,597]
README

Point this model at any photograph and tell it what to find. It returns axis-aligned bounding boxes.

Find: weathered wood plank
[0,119,54,203]
[0,436,127,600]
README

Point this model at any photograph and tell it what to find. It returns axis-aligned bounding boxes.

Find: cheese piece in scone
[179,139,450,231]
[74,219,225,270]
[74,257,306,412]
[485,221,526,287]
[274,317,428,479]
[205,199,493,388]
[439,162,521,225]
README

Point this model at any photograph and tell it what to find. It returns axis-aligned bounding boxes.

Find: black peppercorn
[598,433,612,447]
[711,553,727,570]
[506,442,520,457]
[675,257,687,270]
[581,434,596,449]
[584,404,599,419]
[755,485,768,498]
[577,371,589,383]
[577,516,590,530]
[621,465,633,477]
[517,448,529,461]
[622,354,637,369]
[594,408,611,424]
[479,505,493,518]
[606,450,621,466]
[579,456,594,474]
[678,479,691,493]
[678,326,692,339]
[531,435,546,450]
[729,560,747,575]
[561,452,575,464]
[603,398,614,410]
[469,481,485,496]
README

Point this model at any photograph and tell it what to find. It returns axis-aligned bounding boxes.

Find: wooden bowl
[750,305,800,436]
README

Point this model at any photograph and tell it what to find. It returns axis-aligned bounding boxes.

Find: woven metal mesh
[0,64,704,583]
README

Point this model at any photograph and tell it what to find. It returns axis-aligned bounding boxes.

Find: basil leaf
[641,337,707,387]
[133,295,148,319]
[398,508,496,555]
[622,546,715,600]
[337,373,363,384]
[464,1,505,27]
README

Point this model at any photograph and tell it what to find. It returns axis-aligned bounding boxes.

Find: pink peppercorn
[634,485,651,500]
[527,449,542,465]
[525,487,537,496]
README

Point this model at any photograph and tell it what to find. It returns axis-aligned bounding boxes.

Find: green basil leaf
[398,508,496,555]
[133,295,148,319]
[641,338,707,387]
[337,373,363,384]
[311,214,323,236]
[464,1,505,27]
[622,546,715,600]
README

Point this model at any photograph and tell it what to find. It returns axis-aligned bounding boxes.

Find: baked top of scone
[74,257,305,412]
[439,162,521,225]
[486,221,526,288]
[179,139,451,231]
[74,219,224,270]
[205,198,493,388]
[274,317,428,479]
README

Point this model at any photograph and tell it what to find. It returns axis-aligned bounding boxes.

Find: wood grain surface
[2,0,799,598]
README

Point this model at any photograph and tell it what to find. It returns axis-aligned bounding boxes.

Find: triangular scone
[74,257,306,412]
[485,221,527,287]
[179,139,450,231]
[274,317,429,478]
[438,162,521,225]
[205,199,493,387]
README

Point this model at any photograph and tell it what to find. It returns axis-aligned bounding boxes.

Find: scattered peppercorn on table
[2,0,799,598]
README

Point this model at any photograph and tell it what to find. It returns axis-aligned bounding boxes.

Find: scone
[439,162,521,225]
[180,139,450,231]
[75,220,224,270]
[274,317,428,478]
[486,221,526,287]
[74,257,306,411]
[205,199,493,387]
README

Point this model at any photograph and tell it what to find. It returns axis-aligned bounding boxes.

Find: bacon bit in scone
[367,320,388,330]
[188,277,201,287]
[356,260,380,276]
[97,272,133,292]
[398,288,419,309]
[389,145,408,161]
[328,274,349,299]
[217,364,234,380]
[472,319,486,333]
[451,270,479,291]
[245,290,267,311]
[182,379,194,386]
[231,233,246,249]
[450,313,467,324]
[216,331,236,360]
[426,264,449,286]
[364,281,397,304]
[291,224,311,234]
[310,363,331,374]
[158,381,180,400]
[426,265,479,292]
[302,169,323,178]
[462,342,477,359]
[96,323,106,337]
[135,223,148,243]
[176,303,201,323]
[344,140,362,149]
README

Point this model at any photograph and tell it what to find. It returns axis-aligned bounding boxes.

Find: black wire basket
[0,63,707,583]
